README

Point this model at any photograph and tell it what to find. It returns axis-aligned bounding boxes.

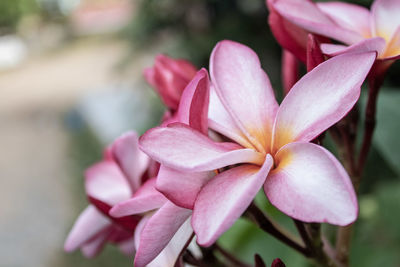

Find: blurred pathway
[0,38,142,266]
[0,38,134,114]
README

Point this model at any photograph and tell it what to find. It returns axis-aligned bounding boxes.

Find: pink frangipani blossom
[144,54,197,111]
[269,0,400,61]
[64,131,149,257]
[140,40,376,246]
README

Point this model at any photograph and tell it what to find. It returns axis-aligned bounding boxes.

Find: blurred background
[0,0,399,266]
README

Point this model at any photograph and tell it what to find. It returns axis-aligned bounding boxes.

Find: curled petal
[264,142,358,225]
[157,165,215,209]
[208,85,255,149]
[192,155,273,246]
[383,26,400,59]
[140,123,265,172]
[210,40,278,153]
[372,0,400,43]
[146,218,193,267]
[134,215,151,250]
[118,237,136,255]
[64,205,111,252]
[320,37,386,58]
[272,52,376,151]
[273,0,364,45]
[85,161,131,207]
[267,0,309,62]
[317,2,371,38]
[110,178,167,217]
[306,34,324,71]
[146,55,197,110]
[282,50,300,94]
[134,203,192,267]
[177,68,210,134]
[81,227,111,258]
[110,131,149,192]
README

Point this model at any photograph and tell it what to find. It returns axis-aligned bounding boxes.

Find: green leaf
[373,89,400,175]
[351,181,400,267]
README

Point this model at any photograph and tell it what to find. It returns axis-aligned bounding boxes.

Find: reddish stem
[246,203,310,257]
[357,61,390,178]
[214,243,251,267]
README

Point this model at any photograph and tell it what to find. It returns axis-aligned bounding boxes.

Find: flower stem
[182,250,209,267]
[335,61,390,267]
[246,203,310,257]
[293,220,314,251]
[199,245,226,267]
[335,224,354,267]
[294,220,340,267]
[357,61,388,176]
[214,243,251,267]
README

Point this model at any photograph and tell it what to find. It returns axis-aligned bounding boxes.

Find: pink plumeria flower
[144,54,198,111]
[270,0,400,61]
[110,69,210,267]
[64,132,149,257]
[140,40,376,246]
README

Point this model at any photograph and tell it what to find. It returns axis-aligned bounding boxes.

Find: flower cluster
[64,0,398,266]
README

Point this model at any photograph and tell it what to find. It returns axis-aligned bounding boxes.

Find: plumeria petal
[111,131,149,192]
[64,205,111,252]
[140,123,265,172]
[208,85,255,149]
[143,67,156,87]
[282,50,300,94]
[319,44,347,55]
[372,0,400,43]
[264,142,358,225]
[320,37,386,58]
[156,165,215,209]
[317,2,371,38]
[210,40,279,153]
[109,178,167,217]
[118,237,136,255]
[134,214,151,250]
[146,55,197,110]
[306,34,324,71]
[177,68,210,134]
[192,155,273,246]
[81,228,111,258]
[85,161,131,207]
[273,0,364,45]
[146,218,193,267]
[134,203,192,267]
[383,26,400,59]
[267,0,309,63]
[272,52,376,151]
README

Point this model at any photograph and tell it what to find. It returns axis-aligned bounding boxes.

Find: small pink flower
[144,54,198,111]
[64,132,149,257]
[140,40,376,246]
[269,0,400,61]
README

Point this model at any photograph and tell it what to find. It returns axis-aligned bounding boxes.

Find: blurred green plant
[58,0,400,265]
[0,0,38,33]
[126,0,280,70]
[126,0,399,87]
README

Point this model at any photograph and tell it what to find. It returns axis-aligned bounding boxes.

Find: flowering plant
[65,0,399,266]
